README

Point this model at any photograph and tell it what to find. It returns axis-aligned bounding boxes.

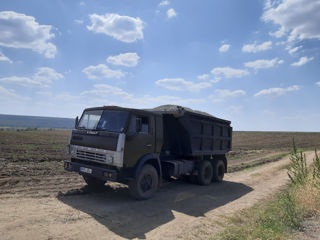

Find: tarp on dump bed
[146,105,230,124]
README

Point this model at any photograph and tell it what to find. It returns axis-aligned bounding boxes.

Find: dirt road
[0,152,315,240]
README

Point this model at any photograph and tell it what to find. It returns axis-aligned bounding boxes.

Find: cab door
[124,113,155,168]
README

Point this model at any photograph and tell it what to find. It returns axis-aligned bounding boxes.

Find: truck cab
[65,105,232,200]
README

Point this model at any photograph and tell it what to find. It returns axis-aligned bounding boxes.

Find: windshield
[77,110,129,132]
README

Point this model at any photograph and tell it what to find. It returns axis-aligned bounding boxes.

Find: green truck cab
[65,105,232,199]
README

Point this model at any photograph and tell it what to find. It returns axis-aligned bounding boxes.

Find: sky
[0,0,319,131]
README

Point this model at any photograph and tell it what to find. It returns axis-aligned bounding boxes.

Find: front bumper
[64,161,118,181]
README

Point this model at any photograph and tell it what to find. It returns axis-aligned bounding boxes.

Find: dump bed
[150,105,232,157]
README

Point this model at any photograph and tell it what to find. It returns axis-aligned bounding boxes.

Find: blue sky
[0,0,319,131]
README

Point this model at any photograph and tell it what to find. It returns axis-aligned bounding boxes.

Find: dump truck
[64,105,232,199]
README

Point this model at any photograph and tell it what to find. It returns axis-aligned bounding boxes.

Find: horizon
[0,0,319,132]
[1,112,320,133]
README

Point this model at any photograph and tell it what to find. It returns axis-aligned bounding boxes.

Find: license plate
[80,167,92,174]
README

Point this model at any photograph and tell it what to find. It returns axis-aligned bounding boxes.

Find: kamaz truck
[64,105,232,199]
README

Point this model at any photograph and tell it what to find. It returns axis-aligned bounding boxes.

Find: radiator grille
[76,149,107,163]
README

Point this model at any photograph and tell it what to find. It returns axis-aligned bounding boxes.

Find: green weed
[312,150,320,188]
[287,140,308,185]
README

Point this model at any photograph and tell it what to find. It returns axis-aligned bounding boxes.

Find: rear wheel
[129,164,159,200]
[197,160,213,185]
[82,175,106,190]
[212,160,225,182]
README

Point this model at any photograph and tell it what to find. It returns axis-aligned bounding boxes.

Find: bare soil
[0,151,315,240]
[297,214,320,240]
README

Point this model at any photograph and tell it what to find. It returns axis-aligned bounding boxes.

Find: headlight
[66,145,71,154]
[105,155,114,164]
[70,145,76,155]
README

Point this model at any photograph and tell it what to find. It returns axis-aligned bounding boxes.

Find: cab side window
[140,117,149,133]
[129,115,149,134]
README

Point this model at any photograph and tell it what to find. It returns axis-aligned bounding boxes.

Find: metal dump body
[149,105,232,157]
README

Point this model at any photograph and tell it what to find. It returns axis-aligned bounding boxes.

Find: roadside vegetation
[216,143,320,240]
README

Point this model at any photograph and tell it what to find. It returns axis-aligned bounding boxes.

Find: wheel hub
[140,174,153,192]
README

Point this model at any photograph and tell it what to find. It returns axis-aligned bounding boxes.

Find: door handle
[146,144,152,147]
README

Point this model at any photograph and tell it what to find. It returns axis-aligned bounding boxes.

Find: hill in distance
[0,114,75,129]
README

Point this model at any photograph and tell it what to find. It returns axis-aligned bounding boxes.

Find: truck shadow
[58,180,252,239]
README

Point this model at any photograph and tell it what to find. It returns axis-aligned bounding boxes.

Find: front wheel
[129,164,159,200]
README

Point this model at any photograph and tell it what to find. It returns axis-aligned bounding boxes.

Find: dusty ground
[0,151,315,240]
[297,214,320,240]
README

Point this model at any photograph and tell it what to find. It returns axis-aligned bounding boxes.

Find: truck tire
[212,160,225,182]
[197,160,213,185]
[129,164,159,200]
[82,175,106,190]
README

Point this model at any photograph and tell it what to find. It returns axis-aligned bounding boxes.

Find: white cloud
[159,1,169,6]
[263,0,320,41]
[275,41,286,46]
[36,91,52,97]
[291,56,314,67]
[129,95,206,106]
[244,58,284,70]
[155,78,212,92]
[81,84,132,98]
[211,67,249,79]
[269,26,286,38]
[33,67,63,85]
[210,77,221,83]
[215,89,246,97]
[80,1,86,6]
[106,52,140,67]
[81,84,206,107]
[82,64,125,80]
[197,74,209,80]
[0,77,35,86]
[316,82,320,87]
[0,67,63,87]
[0,11,56,58]
[242,41,272,53]
[208,95,224,103]
[219,44,231,53]
[87,13,144,43]
[287,45,302,55]
[0,51,12,63]
[0,85,29,101]
[254,85,300,97]
[74,19,84,24]
[167,8,177,18]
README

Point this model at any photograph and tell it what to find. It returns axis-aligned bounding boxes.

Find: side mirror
[136,118,142,132]
[75,116,79,129]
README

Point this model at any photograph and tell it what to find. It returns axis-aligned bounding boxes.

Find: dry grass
[295,181,320,214]
[215,150,320,240]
